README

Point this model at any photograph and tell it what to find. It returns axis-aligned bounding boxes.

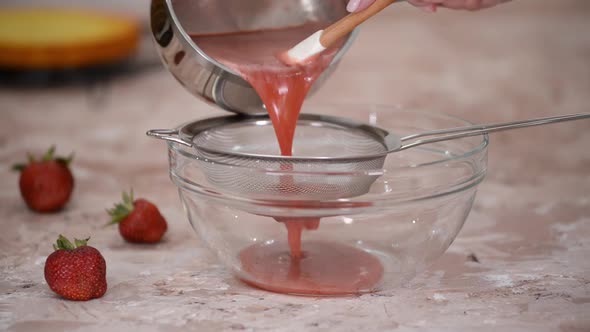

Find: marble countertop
[1,1,589,331]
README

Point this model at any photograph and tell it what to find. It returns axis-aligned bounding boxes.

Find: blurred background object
[0,0,155,87]
[2,0,148,18]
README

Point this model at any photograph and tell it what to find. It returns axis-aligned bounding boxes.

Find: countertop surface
[1,1,589,331]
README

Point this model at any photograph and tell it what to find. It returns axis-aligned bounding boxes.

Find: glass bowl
[165,105,488,296]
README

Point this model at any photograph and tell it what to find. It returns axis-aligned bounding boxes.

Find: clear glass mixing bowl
[166,105,488,296]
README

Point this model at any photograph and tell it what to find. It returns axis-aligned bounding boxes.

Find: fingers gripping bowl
[151,105,488,295]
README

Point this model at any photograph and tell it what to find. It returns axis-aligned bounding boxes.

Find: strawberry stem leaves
[13,146,74,172]
[74,238,90,247]
[27,152,35,164]
[53,234,90,251]
[43,145,56,162]
[54,235,74,251]
[107,189,135,225]
[56,152,75,166]
[12,164,26,172]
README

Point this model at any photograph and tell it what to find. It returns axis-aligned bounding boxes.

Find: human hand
[347,0,511,13]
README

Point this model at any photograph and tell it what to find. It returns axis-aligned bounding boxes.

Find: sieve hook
[146,129,193,147]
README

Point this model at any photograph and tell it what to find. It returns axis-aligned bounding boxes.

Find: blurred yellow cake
[0,8,140,69]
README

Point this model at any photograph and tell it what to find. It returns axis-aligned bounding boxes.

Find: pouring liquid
[191,24,383,295]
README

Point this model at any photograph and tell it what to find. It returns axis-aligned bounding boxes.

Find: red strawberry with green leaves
[13,146,74,213]
[44,235,107,301]
[107,190,168,243]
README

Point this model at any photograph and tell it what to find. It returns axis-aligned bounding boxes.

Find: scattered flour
[432,293,447,302]
[483,274,514,287]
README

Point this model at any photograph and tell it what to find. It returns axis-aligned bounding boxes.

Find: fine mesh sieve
[148,114,398,200]
[148,112,590,200]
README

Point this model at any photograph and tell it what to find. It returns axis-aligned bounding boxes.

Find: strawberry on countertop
[13,146,74,213]
[44,235,107,301]
[107,190,168,244]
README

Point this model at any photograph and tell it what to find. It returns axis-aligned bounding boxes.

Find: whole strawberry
[44,235,107,301]
[107,190,167,243]
[13,146,74,213]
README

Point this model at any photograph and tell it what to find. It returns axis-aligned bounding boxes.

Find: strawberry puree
[274,217,321,259]
[191,24,337,155]
[191,24,383,294]
[239,241,383,295]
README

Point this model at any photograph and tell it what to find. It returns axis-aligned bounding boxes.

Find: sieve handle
[146,129,193,147]
[397,113,590,151]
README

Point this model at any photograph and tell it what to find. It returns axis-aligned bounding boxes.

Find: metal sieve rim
[174,113,402,162]
[147,107,490,169]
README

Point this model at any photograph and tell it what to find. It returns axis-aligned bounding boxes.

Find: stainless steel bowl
[150,0,358,115]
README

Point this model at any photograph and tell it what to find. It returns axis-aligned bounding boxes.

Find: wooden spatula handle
[320,0,397,48]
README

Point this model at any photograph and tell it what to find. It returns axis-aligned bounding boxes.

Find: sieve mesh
[187,115,389,199]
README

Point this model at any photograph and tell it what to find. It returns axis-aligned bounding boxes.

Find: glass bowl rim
[166,105,489,207]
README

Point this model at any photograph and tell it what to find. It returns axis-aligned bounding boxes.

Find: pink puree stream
[191,24,383,294]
